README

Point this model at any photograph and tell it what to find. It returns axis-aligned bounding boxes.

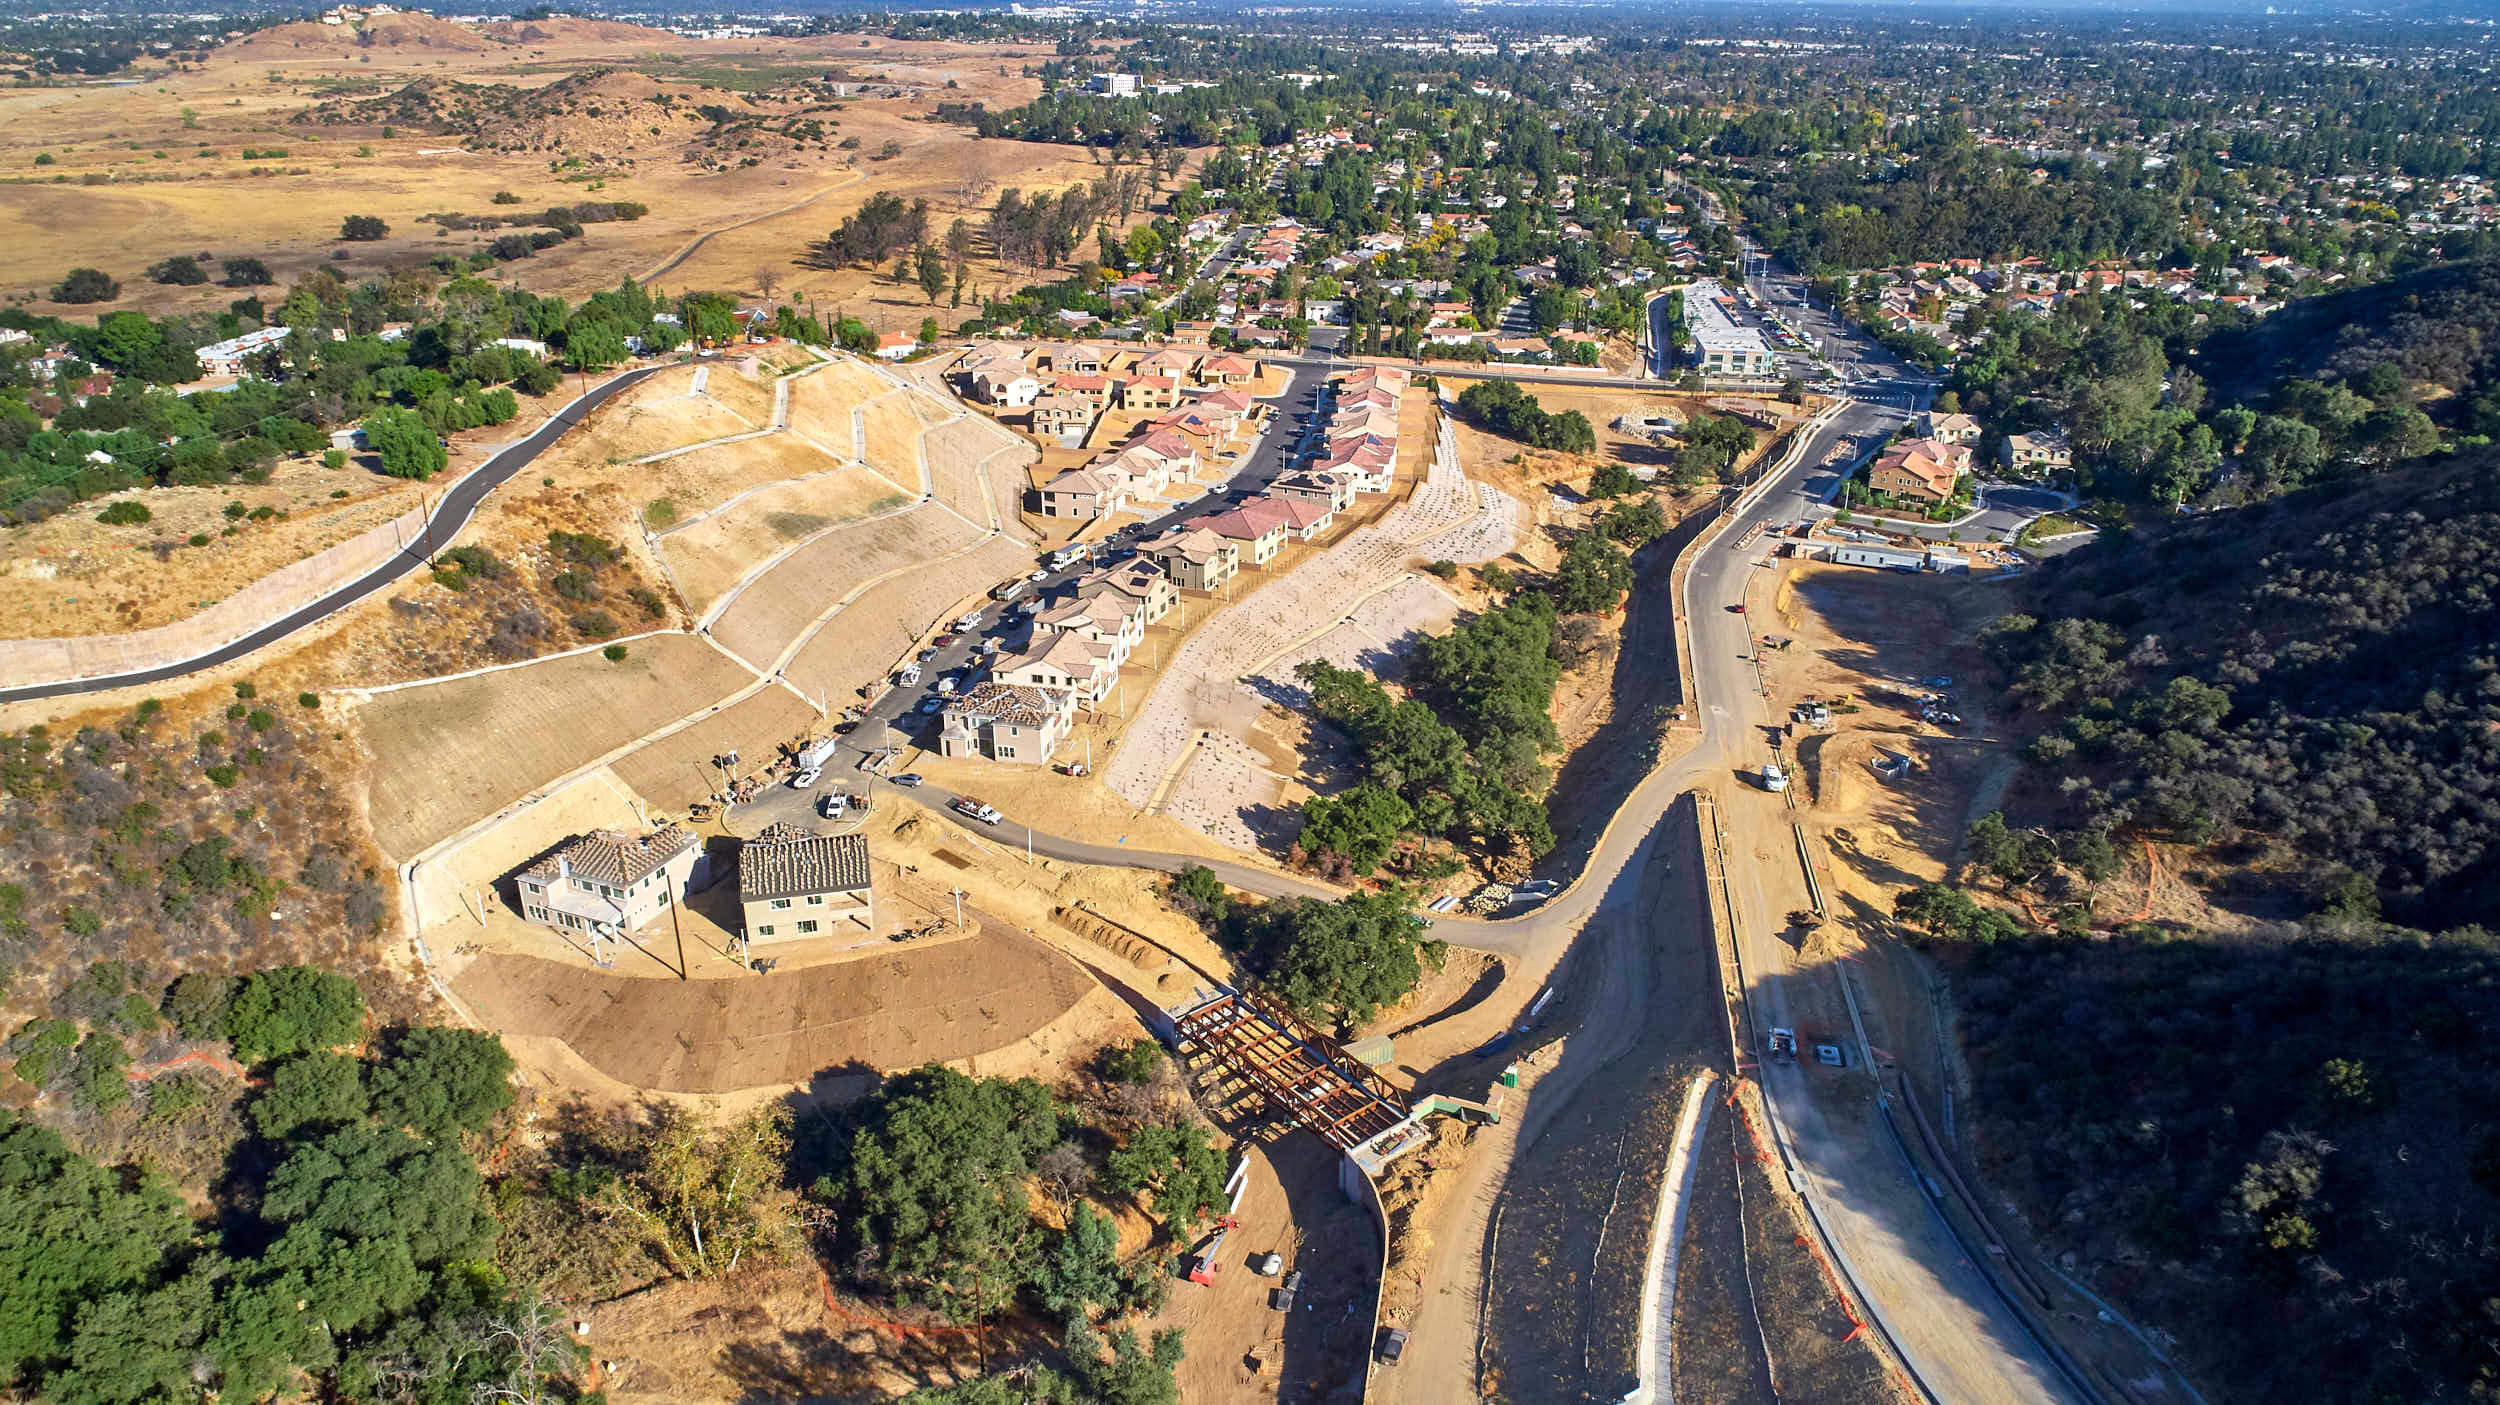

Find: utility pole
[951,886,966,930]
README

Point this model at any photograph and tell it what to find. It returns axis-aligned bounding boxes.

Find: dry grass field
[704,503,985,672]
[655,465,913,616]
[355,630,753,857]
[0,24,1163,335]
[0,454,424,638]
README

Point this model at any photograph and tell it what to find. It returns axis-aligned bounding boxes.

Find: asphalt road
[0,356,700,706]
[878,392,2078,1402]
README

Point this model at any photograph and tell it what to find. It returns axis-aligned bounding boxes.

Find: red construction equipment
[1183,1215,1241,1284]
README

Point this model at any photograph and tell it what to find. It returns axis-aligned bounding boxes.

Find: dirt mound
[478,15,674,45]
[294,68,708,156]
[225,12,501,57]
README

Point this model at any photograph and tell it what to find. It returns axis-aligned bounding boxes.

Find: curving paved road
[0,358,706,706]
[884,392,2079,1403]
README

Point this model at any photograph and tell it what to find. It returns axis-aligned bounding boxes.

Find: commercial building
[1681,280,1777,379]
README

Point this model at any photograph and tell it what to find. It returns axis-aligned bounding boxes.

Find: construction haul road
[909,395,2084,1405]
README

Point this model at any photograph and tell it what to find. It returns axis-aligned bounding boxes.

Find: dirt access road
[903,396,2083,1404]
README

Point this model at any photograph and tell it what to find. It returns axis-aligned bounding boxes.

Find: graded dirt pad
[588,428,832,524]
[691,358,784,429]
[606,685,819,811]
[450,923,1093,1093]
[705,504,986,671]
[656,465,914,616]
[1156,1133,1381,1405]
[780,533,1029,709]
[858,391,931,484]
[783,360,898,458]
[358,632,752,858]
[566,365,759,464]
[921,414,1035,529]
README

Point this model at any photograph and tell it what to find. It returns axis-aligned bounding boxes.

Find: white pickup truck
[951,796,1004,826]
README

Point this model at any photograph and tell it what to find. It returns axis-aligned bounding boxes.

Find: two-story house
[938,683,1079,765]
[516,826,705,937]
[739,826,872,941]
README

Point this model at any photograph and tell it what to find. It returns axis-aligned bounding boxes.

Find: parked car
[890,773,924,788]
[1375,1328,1408,1365]
[789,767,821,790]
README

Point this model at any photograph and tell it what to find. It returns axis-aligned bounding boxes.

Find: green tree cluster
[1455,380,1597,453]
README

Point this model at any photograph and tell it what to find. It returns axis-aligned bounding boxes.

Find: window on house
[756,924,775,937]
[770,897,793,910]
[806,895,824,906]
[796,920,819,935]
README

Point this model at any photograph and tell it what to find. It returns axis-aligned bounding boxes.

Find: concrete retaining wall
[1341,1151,1393,1402]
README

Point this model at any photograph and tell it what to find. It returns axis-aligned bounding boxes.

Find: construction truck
[1759,761,1789,793]
[1768,1028,1798,1061]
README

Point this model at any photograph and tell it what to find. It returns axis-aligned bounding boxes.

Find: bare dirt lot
[659,469,918,620]
[354,631,755,857]
[605,685,820,811]
[1155,1133,1380,1405]
[448,921,1098,1093]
